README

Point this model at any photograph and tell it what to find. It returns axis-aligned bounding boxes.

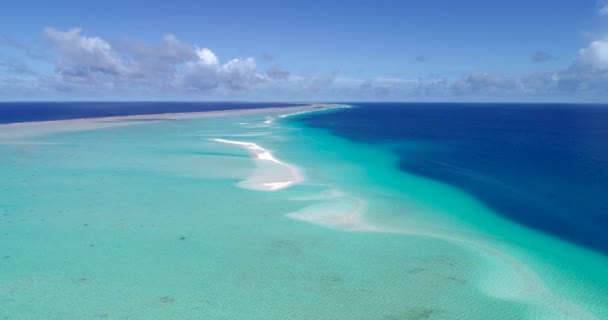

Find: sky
[1,0,608,102]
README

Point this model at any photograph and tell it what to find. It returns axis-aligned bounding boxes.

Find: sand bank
[211,138,303,191]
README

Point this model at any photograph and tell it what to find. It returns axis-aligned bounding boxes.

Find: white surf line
[277,106,328,119]
[278,110,312,119]
[211,138,303,191]
[260,104,351,126]
[278,104,352,119]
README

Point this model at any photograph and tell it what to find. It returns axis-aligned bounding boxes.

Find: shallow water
[1,105,607,319]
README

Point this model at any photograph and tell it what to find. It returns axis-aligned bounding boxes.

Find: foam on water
[277,104,351,120]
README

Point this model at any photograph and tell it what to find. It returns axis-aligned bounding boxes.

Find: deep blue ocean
[299,103,608,255]
[0,102,303,124]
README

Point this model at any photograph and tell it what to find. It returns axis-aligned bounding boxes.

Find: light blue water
[0,106,607,319]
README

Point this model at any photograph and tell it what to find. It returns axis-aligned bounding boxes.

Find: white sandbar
[211,138,303,191]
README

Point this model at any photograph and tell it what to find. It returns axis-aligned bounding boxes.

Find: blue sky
[1,0,608,101]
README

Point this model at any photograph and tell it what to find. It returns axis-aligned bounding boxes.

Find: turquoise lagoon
[1,105,607,319]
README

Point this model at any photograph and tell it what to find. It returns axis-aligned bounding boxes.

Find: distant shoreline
[0,104,325,128]
[0,102,314,126]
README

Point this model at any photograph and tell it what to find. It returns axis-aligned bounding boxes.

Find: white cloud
[124,34,197,70]
[221,58,264,90]
[180,48,266,91]
[5,26,608,100]
[182,48,221,90]
[43,27,124,75]
[576,39,608,70]
[120,34,197,82]
[40,27,267,93]
[159,34,197,61]
[195,47,219,66]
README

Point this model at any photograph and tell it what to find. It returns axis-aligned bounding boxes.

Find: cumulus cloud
[576,39,608,70]
[38,27,268,93]
[120,34,198,80]
[433,38,608,98]
[544,39,608,92]
[181,48,221,90]
[515,39,608,95]
[198,48,220,66]
[298,37,608,99]
[44,27,124,75]
[221,58,264,89]
[147,34,197,62]
[181,49,263,90]
[4,26,608,100]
